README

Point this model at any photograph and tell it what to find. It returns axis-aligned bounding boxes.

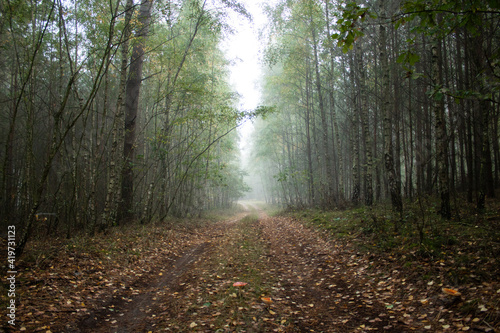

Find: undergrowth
[286,196,500,286]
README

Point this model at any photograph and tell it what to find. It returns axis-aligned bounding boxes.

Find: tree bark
[311,14,333,208]
[102,0,134,229]
[356,42,373,206]
[431,38,451,219]
[379,1,402,215]
[120,0,154,222]
[325,0,344,202]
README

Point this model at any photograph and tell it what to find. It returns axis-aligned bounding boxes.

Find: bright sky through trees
[222,1,267,111]
[221,1,269,150]
[220,0,276,199]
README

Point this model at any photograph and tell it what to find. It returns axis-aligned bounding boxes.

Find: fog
[238,120,267,201]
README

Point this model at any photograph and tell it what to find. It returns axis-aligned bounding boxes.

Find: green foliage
[396,50,420,67]
[398,0,499,36]
[330,2,374,53]
[247,105,277,120]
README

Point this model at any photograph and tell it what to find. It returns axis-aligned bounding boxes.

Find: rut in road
[73,216,241,333]
[77,241,210,332]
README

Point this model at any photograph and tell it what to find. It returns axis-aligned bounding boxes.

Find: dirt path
[11,203,498,332]
[57,204,497,332]
[67,205,410,332]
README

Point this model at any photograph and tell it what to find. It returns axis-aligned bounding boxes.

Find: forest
[1,0,500,331]
[2,0,500,253]
[0,0,262,256]
[251,0,500,218]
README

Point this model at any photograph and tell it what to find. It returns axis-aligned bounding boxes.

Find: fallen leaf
[261,297,272,304]
[442,288,461,297]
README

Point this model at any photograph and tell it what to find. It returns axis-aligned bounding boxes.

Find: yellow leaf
[269,310,276,315]
[261,297,272,304]
[189,322,197,328]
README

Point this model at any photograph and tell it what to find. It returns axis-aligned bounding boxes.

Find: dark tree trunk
[379,2,403,216]
[120,0,153,222]
[432,38,451,219]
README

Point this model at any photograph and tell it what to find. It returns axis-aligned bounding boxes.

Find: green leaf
[408,53,420,66]
[411,72,424,80]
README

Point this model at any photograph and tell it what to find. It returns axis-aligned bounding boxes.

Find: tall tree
[379,0,403,216]
[120,0,154,222]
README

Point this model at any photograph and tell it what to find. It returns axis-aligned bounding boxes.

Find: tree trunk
[431,38,451,219]
[356,42,373,206]
[325,0,344,202]
[305,59,315,206]
[311,17,333,208]
[379,3,403,216]
[120,0,154,222]
[102,0,134,229]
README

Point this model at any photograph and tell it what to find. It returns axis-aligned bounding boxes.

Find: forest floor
[1,201,499,332]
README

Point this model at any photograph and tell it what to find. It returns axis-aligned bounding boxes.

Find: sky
[220,0,273,199]
[222,1,268,112]
[219,1,271,150]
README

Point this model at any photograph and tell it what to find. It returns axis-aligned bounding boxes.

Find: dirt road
[67,203,414,332]
[10,202,499,332]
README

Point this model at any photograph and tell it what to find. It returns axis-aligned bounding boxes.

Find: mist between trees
[1,0,500,256]
[248,0,500,222]
[0,0,258,256]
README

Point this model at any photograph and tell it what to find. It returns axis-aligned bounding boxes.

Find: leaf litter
[2,208,499,332]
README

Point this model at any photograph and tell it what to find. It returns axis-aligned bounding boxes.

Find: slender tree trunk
[348,54,360,204]
[305,61,315,206]
[379,4,403,216]
[356,42,373,206]
[431,38,451,219]
[120,0,153,222]
[325,0,344,202]
[102,0,133,229]
[311,18,333,207]
[474,26,495,210]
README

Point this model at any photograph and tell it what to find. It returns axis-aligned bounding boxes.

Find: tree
[379,0,403,216]
[120,0,154,222]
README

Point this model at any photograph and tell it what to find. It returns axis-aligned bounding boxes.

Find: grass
[285,196,500,285]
